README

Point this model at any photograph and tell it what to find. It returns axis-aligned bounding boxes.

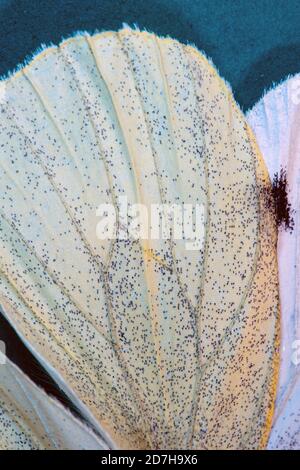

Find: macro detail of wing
[0,28,279,449]
[248,75,300,449]
[0,358,108,450]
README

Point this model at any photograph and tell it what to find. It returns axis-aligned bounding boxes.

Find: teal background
[0,0,300,110]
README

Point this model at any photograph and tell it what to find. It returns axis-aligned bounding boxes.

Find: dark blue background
[0,0,300,110]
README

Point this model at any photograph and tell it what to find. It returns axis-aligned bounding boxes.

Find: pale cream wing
[0,28,279,449]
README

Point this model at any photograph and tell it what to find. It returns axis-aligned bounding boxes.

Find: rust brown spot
[264,168,294,233]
